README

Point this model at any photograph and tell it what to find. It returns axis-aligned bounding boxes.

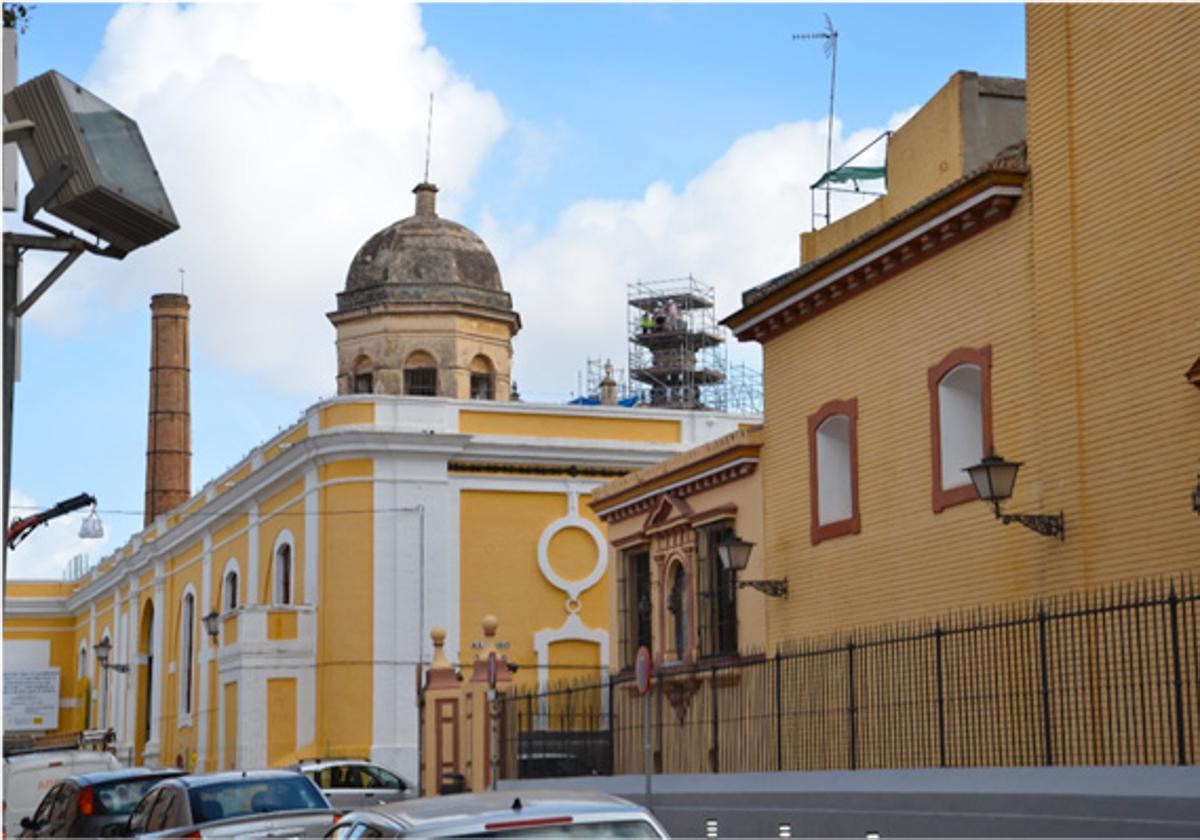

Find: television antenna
[794,14,839,228]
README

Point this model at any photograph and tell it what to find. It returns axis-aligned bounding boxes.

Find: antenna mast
[794,14,839,228]
[424,92,434,183]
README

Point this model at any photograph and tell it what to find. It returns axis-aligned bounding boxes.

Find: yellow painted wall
[1023,3,1200,583]
[223,681,238,770]
[267,678,298,766]
[459,410,681,444]
[2,616,80,731]
[320,402,375,429]
[316,459,374,757]
[459,491,609,688]
[259,478,307,604]
[760,4,1199,649]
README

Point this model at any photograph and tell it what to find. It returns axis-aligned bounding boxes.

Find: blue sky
[6,3,1025,577]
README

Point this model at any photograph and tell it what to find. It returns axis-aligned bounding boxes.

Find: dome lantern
[327,183,521,400]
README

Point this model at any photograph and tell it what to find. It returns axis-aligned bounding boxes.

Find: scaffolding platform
[627,276,728,410]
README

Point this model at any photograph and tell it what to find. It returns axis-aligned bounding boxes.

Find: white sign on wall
[3,668,61,730]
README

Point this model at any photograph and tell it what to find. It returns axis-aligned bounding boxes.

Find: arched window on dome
[404,350,438,397]
[352,355,374,395]
[469,355,495,400]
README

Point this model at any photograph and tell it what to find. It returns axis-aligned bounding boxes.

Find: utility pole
[794,14,839,228]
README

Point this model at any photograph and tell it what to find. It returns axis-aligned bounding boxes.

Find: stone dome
[335,183,516,316]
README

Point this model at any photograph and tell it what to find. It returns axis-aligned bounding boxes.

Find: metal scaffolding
[627,276,727,410]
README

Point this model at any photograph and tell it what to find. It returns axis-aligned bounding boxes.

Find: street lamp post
[964,451,1066,540]
[93,637,128,733]
[715,533,788,599]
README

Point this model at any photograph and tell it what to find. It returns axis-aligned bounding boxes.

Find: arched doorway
[135,601,154,764]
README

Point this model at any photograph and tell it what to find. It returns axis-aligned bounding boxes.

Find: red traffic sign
[635,646,653,695]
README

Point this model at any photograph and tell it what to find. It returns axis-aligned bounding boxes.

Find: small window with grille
[470,372,494,400]
[404,368,437,397]
[617,546,652,669]
[695,521,738,659]
[353,373,373,394]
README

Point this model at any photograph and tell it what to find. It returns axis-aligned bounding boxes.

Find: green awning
[811,165,886,190]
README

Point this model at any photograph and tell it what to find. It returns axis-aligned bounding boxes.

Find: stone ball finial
[431,627,446,645]
[481,614,499,636]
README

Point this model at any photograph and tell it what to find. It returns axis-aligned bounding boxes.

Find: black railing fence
[499,574,1200,778]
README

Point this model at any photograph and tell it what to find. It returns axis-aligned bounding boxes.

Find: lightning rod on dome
[178,267,185,294]
[424,91,434,184]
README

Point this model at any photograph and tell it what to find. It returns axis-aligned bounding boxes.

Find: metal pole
[847,638,857,770]
[824,26,838,226]
[1168,585,1186,765]
[2,240,19,600]
[1037,608,1053,765]
[935,624,946,767]
[643,689,653,811]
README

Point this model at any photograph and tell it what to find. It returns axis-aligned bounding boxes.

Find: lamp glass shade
[79,507,104,539]
[93,638,112,664]
[964,454,1021,502]
[202,611,221,638]
[716,534,754,572]
[1192,475,1200,516]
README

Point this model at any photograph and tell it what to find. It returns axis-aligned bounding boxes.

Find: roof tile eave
[726,145,1029,330]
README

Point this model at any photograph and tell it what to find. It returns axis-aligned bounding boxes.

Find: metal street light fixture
[964,451,1065,540]
[92,637,128,674]
[202,610,221,642]
[2,66,178,595]
[715,532,788,598]
[1191,475,1200,518]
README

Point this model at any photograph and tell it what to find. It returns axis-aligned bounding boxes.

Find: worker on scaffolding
[640,311,654,333]
[653,303,666,330]
[667,300,681,331]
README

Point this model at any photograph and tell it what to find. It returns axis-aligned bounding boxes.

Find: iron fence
[499,574,1200,777]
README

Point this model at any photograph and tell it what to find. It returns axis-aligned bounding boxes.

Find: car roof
[361,790,647,829]
[295,758,374,770]
[72,767,185,785]
[3,750,117,768]
[172,769,306,788]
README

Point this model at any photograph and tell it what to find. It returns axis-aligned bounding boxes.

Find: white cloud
[25,3,508,398]
[490,109,916,402]
[25,1,917,411]
[6,488,112,580]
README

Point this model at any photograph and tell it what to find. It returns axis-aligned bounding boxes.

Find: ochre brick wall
[762,4,1200,649]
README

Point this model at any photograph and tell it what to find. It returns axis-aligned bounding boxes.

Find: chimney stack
[144,293,191,525]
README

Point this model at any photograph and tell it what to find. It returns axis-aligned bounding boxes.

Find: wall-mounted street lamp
[92,638,128,674]
[1191,475,1200,518]
[964,451,1065,540]
[716,533,789,598]
[202,610,221,641]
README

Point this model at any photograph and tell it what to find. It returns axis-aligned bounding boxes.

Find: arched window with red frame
[928,345,993,512]
[807,398,861,545]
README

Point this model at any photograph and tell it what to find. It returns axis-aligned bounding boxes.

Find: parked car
[293,758,415,811]
[17,767,185,837]
[325,790,669,838]
[124,770,335,838]
[3,748,121,837]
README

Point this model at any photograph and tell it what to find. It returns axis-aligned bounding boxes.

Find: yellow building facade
[3,182,750,784]
[724,4,1199,648]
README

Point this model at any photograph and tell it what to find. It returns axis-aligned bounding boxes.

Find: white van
[2,749,120,837]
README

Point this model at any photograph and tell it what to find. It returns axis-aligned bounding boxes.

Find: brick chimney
[144,293,191,525]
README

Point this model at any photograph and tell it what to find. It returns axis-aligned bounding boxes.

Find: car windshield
[187,777,326,823]
[93,777,173,816]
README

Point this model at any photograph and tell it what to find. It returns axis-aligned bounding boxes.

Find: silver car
[127,770,335,838]
[294,759,414,811]
[325,790,669,837]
